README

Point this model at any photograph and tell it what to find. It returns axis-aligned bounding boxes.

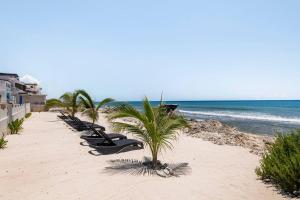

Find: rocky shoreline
[184,119,273,155]
[103,108,273,156]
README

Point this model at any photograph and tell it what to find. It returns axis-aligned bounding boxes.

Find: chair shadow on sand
[102,157,192,178]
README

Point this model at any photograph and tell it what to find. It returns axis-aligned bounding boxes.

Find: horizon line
[95,99,300,102]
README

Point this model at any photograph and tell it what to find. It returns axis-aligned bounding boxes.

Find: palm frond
[76,89,94,108]
[60,92,72,103]
[71,90,82,110]
[109,97,190,168]
[76,90,113,124]
[109,104,147,124]
[59,91,82,116]
[79,96,91,108]
[143,97,155,122]
[45,98,64,110]
[82,108,98,122]
[112,121,151,144]
[96,98,114,110]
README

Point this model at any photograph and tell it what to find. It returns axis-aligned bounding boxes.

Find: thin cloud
[20,74,40,85]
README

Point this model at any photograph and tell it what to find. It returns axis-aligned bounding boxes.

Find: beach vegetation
[8,118,24,134]
[109,97,189,169]
[45,98,64,110]
[45,90,82,117]
[77,90,114,124]
[256,130,300,196]
[25,113,32,118]
[0,136,8,149]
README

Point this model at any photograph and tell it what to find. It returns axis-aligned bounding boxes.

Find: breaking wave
[179,110,300,124]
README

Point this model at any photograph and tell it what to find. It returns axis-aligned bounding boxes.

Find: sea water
[113,100,300,135]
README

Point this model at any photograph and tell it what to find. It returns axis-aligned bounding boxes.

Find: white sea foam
[179,110,300,124]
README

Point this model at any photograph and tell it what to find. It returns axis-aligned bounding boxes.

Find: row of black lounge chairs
[57,111,144,154]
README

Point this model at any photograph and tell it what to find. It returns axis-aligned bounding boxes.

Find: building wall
[0,103,31,137]
[25,103,31,113]
[31,105,45,112]
[11,104,26,121]
[0,80,13,103]
[0,105,8,136]
[23,95,46,112]
[0,91,5,103]
[25,83,42,95]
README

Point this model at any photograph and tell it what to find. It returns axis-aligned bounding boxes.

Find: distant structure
[161,104,178,113]
[22,83,47,112]
[0,73,46,111]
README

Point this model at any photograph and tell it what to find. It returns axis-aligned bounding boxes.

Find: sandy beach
[0,112,288,200]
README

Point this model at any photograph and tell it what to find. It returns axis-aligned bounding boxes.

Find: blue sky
[1,0,300,100]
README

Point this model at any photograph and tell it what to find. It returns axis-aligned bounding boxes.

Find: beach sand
[0,112,288,200]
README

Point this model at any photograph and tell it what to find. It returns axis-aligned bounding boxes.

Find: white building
[20,76,47,112]
[0,73,26,104]
[0,73,46,111]
[0,79,12,103]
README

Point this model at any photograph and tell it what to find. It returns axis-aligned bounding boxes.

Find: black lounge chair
[58,112,105,131]
[58,112,125,143]
[80,126,126,143]
[85,125,143,154]
[58,111,143,154]
[69,116,106,131]
[88,137,144,154]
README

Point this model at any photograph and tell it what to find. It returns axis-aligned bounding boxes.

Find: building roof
[15,82,26,91]
[0,73,19,78]
[15,88,27,94]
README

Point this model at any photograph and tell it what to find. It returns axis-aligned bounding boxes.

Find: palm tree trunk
[71,105,77,117]
[152,151,158,169]
[92,110,96,125]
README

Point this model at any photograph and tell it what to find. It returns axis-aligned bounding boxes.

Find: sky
[1,0,300,101]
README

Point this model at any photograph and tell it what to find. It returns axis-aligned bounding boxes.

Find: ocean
[111,100,300,135]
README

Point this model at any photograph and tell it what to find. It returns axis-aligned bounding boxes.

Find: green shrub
[256,130,300,195]
[8,118,24,134]
[0,136,7,149]
[25,113,32,118]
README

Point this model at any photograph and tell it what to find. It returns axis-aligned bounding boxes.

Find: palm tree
[45,98,65,110]
[77,90,114,124]
[45,91,81,117]
[109,97,189,169]
[60,92,80,117]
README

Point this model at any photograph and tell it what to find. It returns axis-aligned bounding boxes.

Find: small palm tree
[77,90,114,124]
[45,91,81,117]
[60,92,79,116]
[8,119,24,134]
[109,97,189,169]
[0,136,8,149]
[45,98,64,109]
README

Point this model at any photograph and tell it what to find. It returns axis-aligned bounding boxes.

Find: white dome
[20,74,40,85]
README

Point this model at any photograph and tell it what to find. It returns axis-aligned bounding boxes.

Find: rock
[100,107,115,114]
[114,113,273,156]
[185,119,273,156]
